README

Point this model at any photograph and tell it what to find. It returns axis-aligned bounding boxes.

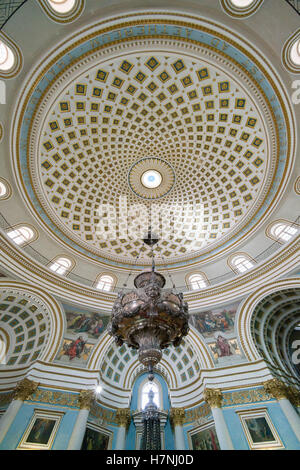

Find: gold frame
[81,422,113,450]
[187,421,220,450]
[17,409,64,450]
[236,408,284,450]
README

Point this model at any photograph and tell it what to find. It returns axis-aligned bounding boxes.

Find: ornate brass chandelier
[107,231,189,381]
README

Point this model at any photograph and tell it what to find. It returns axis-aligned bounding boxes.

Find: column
[0,378,38,445]
[203,388,234,450]
[263,379,300,442]
[115,408,131,450]
[170,408,186,450]
[67,390,95,450]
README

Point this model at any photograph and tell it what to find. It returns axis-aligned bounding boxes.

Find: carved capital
[78,390,95,410]
[286,386,300,407]
[14,378,39,401]
[203,388,223,408]
[263,379,288,400]
[170,407,185,426]
[115,408,131,427]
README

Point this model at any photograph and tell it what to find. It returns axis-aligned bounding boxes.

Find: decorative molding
[222,387,273,406]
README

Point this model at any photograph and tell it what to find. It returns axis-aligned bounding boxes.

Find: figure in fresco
[216,335,232,357]
[65,310,108,339]
[191,305,237,337]
[63,336,87,360]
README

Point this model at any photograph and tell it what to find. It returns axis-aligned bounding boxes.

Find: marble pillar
[67,390,95,450]
[203,388,234,450]
[170,407,186,450]
[264,379,300,443]
[115,408,131,450]
[0,378,38,445]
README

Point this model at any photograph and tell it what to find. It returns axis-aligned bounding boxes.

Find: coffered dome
[12,16,293,268]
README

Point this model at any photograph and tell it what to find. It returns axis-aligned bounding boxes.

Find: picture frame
[188,422,220,450]
[17,409,64,450]
[236,408,284,450]
[81,423,112,450]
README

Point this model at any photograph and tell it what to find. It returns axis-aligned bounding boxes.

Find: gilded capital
[203,388,223,408]
[116,408,131,427]
[170,407,185,426]
[14,378,39,401]
[78,389,96,410]
[263,379,288,400]
[286,386,300,407]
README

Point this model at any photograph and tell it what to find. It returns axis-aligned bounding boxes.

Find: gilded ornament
[170,407,185,426]
[14,378,39,401]
[203,388,223,409]
[78,389,96,410]
[263,379,288,400]
[115,408,131,427]
[286,386,300,407]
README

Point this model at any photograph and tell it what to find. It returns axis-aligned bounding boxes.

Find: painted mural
[65,310,110,339]
[190,426,220,450]
[190,302,239,338]
[55,306,110,366]
[190,302,246,366]
[56,336,94,364]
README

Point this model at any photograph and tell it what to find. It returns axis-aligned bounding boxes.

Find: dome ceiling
[13,16,292,268]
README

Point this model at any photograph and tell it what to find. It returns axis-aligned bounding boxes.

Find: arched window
[39,0,84,23]
[290,38,300,66]
[141,381,160,410]
[6,226,36,246]
[220,0,263,18]
[0,40,15,71]
[268,222,298,243]
[95,274,115,292]
[0,178,11,200]
[230,0,255,6]
[229,253,255,273]
[187,273,208,290]
[49,257,73,275]
[46,0,76,13]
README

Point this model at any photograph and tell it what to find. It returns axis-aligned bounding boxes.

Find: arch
[94,273,117,292]
[0,177,12,201]
[266,219,299,244]
[38,0,84,24]
[282,28,300,74]
[238,278,300,364]
[138,377,163,411]
[186,272,209,290]
[6,224,38,246]
[48,255,75,275]
[0,31,22,79]
[0,280,65,365]
[227,252,256,274]
[220,0,263,19]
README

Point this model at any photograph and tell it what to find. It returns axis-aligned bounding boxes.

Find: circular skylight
[141,170,162,189]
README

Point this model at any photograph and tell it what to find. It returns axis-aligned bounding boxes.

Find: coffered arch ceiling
[11,13,296,271]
